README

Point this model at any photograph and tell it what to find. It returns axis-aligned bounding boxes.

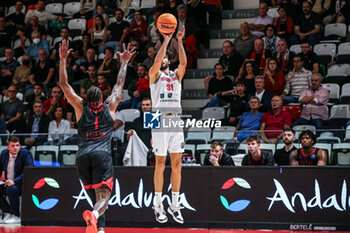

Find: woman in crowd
[264,58,284,96]
[262,25,281,54]
[273,6,293,40]
[236,61,259,95]
[90,14,108,53]
[46,106,71,146]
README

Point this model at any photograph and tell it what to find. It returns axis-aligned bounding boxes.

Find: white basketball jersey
[150,70,182,113]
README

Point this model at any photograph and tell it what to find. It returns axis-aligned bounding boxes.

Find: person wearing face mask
[12,55,32,93]
[23,31,49,61]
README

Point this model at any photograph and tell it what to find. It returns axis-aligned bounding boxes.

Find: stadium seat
[336,42,350,64]
[237,143,248,154]
[46,34,53,49]
[34,145,59,166]
[98,53,105,60]
[6,5,25,17]
[186,127,211,144]
[140,0,155,9]
[3,93,23,102]
[17,56,23,65]
[332,143,350,165]
[325,64,350,84]
[322,83,340,104]
[344,126,350,143]
[202,107,225,120]
[276,143,300,150]
[320,23,347,43]
[73,36,82,41]
[281,105,301,121]
[329,104,350,126]
[267,8,279,18]
[108,16,116,25]
[259,143,276,155]
[53,37,72,47]
[0,146,7,153]
[211,126,235,141]
[120,109,140,122]
[231,154,245,166]
[58,145,78,166]
[196,144,211,165]
[68,18,86,31]
[340,83,350,104]
[313,43,336,65]
[0,57,6,62]
[63,2,81,17]
[121,90,131,101]
[316,132,341,143]
[289,44,301,54]
[184,144,196,158]
[45,3,63,14]
[314,143,333,164]
[12,38,30,49]
[293,125,316,141]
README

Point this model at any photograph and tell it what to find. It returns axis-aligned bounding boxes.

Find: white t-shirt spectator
[113,111,125,141]
[251,15,273,37]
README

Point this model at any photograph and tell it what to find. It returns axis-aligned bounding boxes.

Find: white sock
[155,192,162,206]
[92,210,99,219]
[98,231,105,233]
[172,192,179,207]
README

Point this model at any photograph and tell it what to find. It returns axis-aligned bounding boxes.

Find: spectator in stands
[127,98,152,149]
[289,1,322,46]
[176,4,198,68]
[128,40,146,71]
[235,96,264,142]
[5,1,25,30]
[118,64,150,110]
[95,75,111,101]
[24,31,49,61]
[299,41,319,74]
[0,48,20,94]
[25,83,46,123]
[93,3,109,26]
[112,110,125,143]
[219,40,243,79]
[187,0,209,49]
[147,9,161,46]
[54,53,76,86]
[79,47,98,74]
[260,96,292,144]
[204,141,235,166]
[97,0,117,16]
[24,0,57,26]
[274,128,297,166]
[234,22,258,59]
[282,55,312,104]
[284,0,303,19]
[50,27,71,62]
[290,130,327,165]
[155,37,179,70]
[1,85,25,133]
[72,32,95,61]
[236,61,258,94]
[24,99,50,148]
[274,39,295,74]
[48,15,67,38]
[12,55,32,94]
[262,25,280,54]
[310,0,331,18]
[43,86,67,117]
[248,3,273,37]
[20,15,47,41]
[247,38,272,74]
[0,118,5,145]
[292,73,329,128]
[105,8,130,53]
[263,58,284,96]
[242,135,274,165]
[204,63,234,108]
[46,106,71,146]
[273,6,293,40]
[251,76,272,112]
[323,0,347,25]
[129,10,148,49]
[221,80,249,127]
[167,0,181,16]
[91,14,108,54]
[0,136,34,224]
[98,47,118,86]
[143,45,156,70]
[0,16,16,57]
[80,64,98,99]
[28,49,55,93]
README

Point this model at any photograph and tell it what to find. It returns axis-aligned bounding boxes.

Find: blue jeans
[0,185,21,216]
[289,34,321,47]
[292,117,324,129]
[206,96,227,108]
[283,96,299,105]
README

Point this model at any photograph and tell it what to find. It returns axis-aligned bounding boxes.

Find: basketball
[157,13,177,34]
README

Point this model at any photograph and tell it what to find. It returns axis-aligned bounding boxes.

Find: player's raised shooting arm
[58,40,83,119]
[149,32,173,85]
[106,44,135,115]
[176,25,187,82]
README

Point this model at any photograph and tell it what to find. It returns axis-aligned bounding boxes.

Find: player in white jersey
[149,25,187,224]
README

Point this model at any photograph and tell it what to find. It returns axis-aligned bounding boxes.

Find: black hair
[104,46,114,54]
[283,128,295,135]
[86,86,102,106]
[265,24,276,35]
[299,130,316,144]
[95,14,105,30]
[115,8,124,16]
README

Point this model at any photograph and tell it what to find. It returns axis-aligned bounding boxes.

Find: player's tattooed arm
[289,149,299,166]
[106,43,135,114]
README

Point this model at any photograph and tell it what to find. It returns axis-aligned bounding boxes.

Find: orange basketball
[157,13,177,34]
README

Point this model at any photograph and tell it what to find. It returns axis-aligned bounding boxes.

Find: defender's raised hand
[59,39,73,61]
[177,25,185,41]
[116,43,136,64]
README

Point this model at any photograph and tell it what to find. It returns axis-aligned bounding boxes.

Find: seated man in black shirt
[274,128,297,166]
[299,41,319,74]
[242,135,274,166]
[204,141,235,166]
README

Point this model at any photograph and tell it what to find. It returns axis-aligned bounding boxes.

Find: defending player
[149,25,187,224]
[59,40,135,233]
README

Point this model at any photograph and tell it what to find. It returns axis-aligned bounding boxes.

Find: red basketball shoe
[83,210,97,233]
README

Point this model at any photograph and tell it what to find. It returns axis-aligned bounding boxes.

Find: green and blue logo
[32,177,60,210]
[220,177,251,212]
